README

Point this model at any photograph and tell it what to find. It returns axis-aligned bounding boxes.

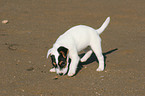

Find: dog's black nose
[59,73,63,76]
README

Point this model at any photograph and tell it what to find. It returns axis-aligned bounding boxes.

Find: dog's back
[55,17,110,51]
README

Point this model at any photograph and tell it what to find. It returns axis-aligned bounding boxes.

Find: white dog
[47,17,110,76]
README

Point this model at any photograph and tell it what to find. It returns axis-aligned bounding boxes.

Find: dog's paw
[50,68,56,72]
[96,68,104,72]
[68,71,76,77]
[80,58,86,62]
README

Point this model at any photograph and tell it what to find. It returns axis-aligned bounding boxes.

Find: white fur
[49,67,56,72]
[47,17,110,76]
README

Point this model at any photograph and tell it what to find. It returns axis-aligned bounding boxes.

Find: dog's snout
[59,73,63,76]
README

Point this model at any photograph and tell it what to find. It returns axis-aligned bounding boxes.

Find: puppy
[47,17,110,76]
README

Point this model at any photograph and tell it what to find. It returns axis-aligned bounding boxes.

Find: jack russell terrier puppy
[47,17,110,76]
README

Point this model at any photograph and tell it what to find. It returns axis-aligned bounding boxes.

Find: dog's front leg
[68,54,80,77]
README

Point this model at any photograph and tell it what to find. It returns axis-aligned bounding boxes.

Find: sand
[0,0,144,96]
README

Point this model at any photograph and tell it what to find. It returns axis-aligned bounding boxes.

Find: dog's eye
[53,62,56,65]
[52,62,57,68]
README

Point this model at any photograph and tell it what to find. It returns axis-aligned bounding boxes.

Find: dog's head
[47,46,69,75]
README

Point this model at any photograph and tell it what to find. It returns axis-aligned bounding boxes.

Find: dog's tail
[96,17,110,35]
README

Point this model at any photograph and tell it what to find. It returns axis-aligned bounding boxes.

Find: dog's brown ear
[57,46,68,58]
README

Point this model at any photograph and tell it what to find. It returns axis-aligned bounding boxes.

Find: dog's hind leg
[80,50,93,62]
[90,38,104,71]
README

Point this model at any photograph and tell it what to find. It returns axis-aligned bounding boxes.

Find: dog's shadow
[75,48,118,76]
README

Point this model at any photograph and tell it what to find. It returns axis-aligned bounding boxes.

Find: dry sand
[0,0,144,96]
